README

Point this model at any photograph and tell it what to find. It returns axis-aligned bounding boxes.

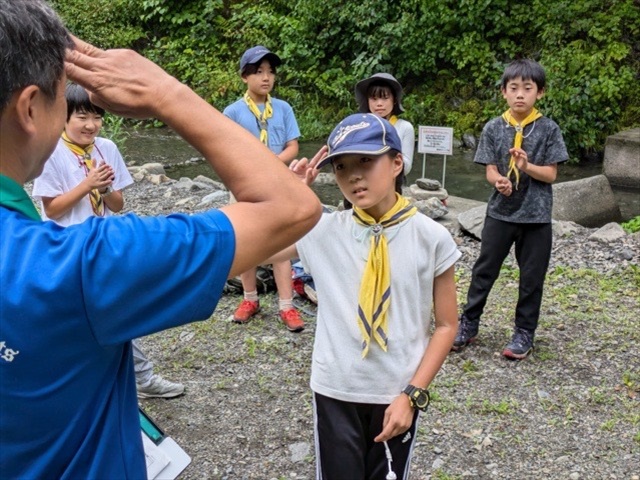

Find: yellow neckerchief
[502,108,542,189]
[61,131,104,216]
[243,92,273,145]
[388,115,398,125]
[352,194,417,357]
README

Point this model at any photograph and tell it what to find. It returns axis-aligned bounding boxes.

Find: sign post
[417,126,454,188]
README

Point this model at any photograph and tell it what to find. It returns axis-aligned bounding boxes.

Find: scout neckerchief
[243,92,273,145]
[0,174,41,221]
[502,108,542,189]
[352,193,417,357]
[388,115,398,125]
[61,131,105,216]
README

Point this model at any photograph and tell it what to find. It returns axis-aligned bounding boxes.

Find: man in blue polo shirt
[0,1,321,478]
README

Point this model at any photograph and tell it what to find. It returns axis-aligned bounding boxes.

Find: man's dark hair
[65,83,105,121]
[501,59,546,91]
[0,0,71,114]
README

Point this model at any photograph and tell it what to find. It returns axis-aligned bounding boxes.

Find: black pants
[463,216,552,331]
[313,392,419,480]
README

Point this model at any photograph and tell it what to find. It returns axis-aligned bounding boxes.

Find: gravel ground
[29,177,640,479]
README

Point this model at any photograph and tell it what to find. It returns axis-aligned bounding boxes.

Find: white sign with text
[418,126,454,155]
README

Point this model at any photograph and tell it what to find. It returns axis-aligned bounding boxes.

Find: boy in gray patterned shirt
[452,59,569,359]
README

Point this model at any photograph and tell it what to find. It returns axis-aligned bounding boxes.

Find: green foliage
[622,216,640,234]
[51,0,145,48]
[101,114,130,155]
[54,0,640,160]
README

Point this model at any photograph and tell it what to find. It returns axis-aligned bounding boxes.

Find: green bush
[622,216,640,234]
[53,0,640,156]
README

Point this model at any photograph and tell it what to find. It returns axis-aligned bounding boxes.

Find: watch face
[415,392,429,408]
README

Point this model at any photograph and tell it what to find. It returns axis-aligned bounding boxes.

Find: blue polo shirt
[0,177,235,479]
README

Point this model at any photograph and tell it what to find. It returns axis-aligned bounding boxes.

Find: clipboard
[140,408,191,480]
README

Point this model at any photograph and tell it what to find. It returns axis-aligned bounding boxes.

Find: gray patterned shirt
[474,115,569,223]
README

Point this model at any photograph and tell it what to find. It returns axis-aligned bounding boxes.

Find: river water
[123,128,639,221]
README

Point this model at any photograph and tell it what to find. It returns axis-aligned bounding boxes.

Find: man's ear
[537,88,545,100]
[13,86,41,136]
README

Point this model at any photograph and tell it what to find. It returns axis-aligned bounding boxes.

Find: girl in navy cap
[269,113,460,479]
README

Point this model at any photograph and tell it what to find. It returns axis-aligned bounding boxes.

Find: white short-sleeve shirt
[297,209,460,404]
[32,137,134,226]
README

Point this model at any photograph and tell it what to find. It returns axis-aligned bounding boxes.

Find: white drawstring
[383,441,397,480]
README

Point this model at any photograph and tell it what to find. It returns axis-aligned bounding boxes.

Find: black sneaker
[502,327,535,359]
[451,314,479,351]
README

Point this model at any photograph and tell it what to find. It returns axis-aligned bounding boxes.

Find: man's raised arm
[65,38,321,276]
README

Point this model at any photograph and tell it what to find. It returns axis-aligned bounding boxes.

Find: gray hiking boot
[451,314,480,351]
[137,374,185,399]
[502,327,535,360]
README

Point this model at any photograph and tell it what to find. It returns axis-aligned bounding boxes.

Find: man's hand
[495,175,513,197]
[289,145,328,186]
[373,394,414,443]
[64,36,179,120]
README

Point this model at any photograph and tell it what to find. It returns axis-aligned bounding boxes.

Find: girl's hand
[289,145,328,186]
[84,163,114,191]
[373,394,415,443]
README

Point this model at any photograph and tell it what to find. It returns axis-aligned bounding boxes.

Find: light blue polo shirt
[223,96,300,155]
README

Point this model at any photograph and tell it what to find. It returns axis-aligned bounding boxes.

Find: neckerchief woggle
[352,194,417,357]
[61,131,104,216]
[502,108,542,189]
[244,92,273,146]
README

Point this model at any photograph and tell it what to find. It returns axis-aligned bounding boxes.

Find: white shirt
[297,209,460,404]
[32,137,134,227]
[393,118,415,175]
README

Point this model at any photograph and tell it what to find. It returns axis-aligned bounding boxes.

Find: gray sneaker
[451,314,479,351]
[502,327,535,360]
[137,374,185,399]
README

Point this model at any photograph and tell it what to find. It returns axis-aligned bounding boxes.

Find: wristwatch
[403,384,430,412]
[101,186,113,197]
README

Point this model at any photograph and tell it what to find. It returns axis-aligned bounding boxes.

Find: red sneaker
[233,300,260,324]
[279,308,305,332]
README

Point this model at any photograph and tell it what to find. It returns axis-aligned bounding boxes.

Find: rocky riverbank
[27,173,640,479]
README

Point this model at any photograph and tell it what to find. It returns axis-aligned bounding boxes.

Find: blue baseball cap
[317,113,402,169]
[240,45,282,72]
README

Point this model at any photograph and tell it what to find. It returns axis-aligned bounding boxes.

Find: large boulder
[552,175,621,227]
[458,204,487,239]
[603,128,640,188]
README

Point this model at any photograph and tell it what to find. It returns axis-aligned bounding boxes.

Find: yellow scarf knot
[244,92,273,145]
[61,131,104,216]
[352,194,417,357]
[502,108,542,189]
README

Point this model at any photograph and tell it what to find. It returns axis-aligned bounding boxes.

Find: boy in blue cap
[272,113,460,479]
[452,59,569,359]
[224,45,304,332]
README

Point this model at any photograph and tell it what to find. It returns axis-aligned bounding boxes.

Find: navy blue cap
[317,113,402,169]
[240,46,282,72]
